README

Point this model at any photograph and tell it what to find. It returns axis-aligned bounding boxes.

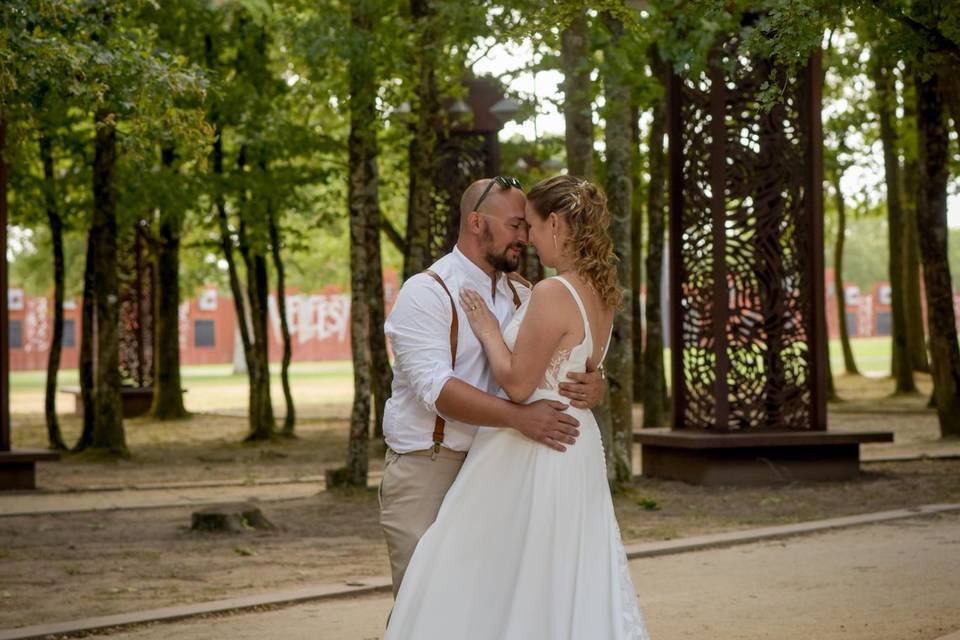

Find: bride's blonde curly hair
[526,175,623,309]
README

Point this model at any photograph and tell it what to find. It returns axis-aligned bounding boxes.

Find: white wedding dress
[384,276,652,640]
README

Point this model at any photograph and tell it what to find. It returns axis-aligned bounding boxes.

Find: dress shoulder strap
[553,275,592,349]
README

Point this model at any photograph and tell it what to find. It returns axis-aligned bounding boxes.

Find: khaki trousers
[378,447,465,598]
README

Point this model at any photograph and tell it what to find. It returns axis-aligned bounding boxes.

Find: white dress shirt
[383,246,532,453]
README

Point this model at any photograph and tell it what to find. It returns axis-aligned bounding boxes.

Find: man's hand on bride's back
[558,369,605,409]
[513,400,580,452]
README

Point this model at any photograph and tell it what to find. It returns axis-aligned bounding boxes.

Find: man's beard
[481,225,522,272]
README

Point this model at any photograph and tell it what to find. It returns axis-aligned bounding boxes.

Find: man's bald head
[455,177,528,273]
[460,179,489,229]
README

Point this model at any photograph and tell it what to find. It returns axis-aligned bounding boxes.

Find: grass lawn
[8,336,895,416]
[10,361,355,416]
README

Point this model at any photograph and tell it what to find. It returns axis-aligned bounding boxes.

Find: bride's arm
[460,279,574,403]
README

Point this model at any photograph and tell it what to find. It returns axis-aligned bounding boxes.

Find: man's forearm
[434,378,520,430]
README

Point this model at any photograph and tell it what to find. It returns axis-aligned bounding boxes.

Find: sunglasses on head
[472,176,523,213]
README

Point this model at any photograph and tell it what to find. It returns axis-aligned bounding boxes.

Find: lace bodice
[502,276,611,397]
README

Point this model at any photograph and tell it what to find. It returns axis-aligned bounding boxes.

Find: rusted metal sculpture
[669,43,827,433]
[118,225,154,389]
[636,40,892,484]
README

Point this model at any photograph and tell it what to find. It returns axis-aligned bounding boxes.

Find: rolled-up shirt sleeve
[384,274,457,415]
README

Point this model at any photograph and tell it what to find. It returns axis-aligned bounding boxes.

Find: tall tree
[561,11,594,178]
[630,103,643,401]
[642,44,668,429]
[367,187,393,442]
[328,0,381,487]
[204,12,284,442]
[143,0,210,422]
[830,168,859,376]
[900,62,930,374]
[915,65,960,437]
[150,146,189,420]
[268,206,296,436]
[872,50,915,392]
[402,0,440,281]
[602,12,634,486]
[76,232,96,451]
[87,102,126,454]
[38,124,68,449]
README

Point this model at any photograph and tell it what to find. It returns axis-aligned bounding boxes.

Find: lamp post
[429,78,520,261]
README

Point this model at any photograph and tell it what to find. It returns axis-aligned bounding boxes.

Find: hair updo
[526,175,623,309]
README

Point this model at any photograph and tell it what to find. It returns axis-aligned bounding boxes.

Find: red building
[8,271,400,371]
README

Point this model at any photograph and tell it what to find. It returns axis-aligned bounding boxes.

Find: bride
[384,175,652,639]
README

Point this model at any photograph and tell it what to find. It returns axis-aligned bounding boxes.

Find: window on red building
[9,320,22,348]
[194,320,215,347]
[63,319,76,348]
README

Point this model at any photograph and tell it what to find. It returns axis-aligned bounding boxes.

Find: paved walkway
[80,510,960,640]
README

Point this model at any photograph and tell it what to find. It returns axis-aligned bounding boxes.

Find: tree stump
[190,503,274,533]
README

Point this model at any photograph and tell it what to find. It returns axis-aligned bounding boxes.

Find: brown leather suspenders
[423,269,527,455]
[424,269,458,454]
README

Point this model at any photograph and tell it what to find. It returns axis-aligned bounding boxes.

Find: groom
[379,176,606,597]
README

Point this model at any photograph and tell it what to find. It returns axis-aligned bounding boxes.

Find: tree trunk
[403,0,439,281]
[939,70,960,144]
[39,132,67,450]
[832,172,859,376]
[915,70,960,438]
[88,108,126,455]
[367,189,392,441]
[210,111,272,441]
[901,64,930,374]
[76,232,96,451]
[268,207,296,437]
[150,146,189,420]
[630,103,644,400]
[336,0,379,487]
[0,115,9,453]
[902,159,929,373]
[561,11,593,178]
[642,45,668,429]
[211,122,253,375]
[239,211,275,442]
[824,310,839,402]
[873,55,915,392]
[601,13,633,486]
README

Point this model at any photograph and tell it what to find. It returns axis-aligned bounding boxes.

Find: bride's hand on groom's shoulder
[512,400,581,452]
[459,289,498,340]
[559,369,605,409]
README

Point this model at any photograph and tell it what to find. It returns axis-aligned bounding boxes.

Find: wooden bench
[61,386,156,419]
[0,449,61,490]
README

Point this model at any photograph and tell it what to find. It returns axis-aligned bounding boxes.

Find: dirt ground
[11,411,368,490]
[94,511,960,640]
[8,372,958,491]
[1,372,959,629]
[1,458,958,629]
